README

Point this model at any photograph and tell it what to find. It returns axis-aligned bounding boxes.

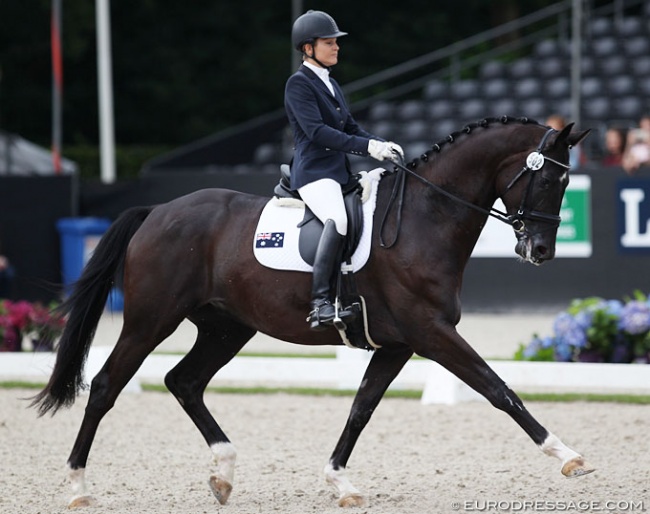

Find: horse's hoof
[338,493,366,508]
[561,457,595,477]
[208,475,233,505]
[68,495,97,509]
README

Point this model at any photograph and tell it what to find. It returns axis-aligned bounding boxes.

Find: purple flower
[604,299,624,317]
[553,312,587,348]
[523,337,543,358]
[541,336,555,349]
[574,310,593,330]
[619,300,650,335]
[554,342,574,362]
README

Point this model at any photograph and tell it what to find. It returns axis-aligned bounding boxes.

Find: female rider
[285,10,403,330]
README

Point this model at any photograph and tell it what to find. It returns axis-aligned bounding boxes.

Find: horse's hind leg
[66,316,185,508]
[164,309,256,506]
[419,325,594,478]
[326,344,414,507]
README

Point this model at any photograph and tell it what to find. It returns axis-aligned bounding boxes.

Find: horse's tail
[30,206,152,416]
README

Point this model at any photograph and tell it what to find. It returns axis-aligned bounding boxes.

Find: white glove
[368,140,404,163]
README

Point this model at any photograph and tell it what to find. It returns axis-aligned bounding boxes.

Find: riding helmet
[291,10,347,51]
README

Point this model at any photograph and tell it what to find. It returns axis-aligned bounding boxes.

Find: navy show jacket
[284,65,379,190]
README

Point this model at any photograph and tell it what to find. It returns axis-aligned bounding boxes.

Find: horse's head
[499,122,590,265]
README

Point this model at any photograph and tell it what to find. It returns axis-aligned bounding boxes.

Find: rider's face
[308,38,339,67]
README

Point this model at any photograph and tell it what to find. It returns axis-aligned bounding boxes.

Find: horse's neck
[395,141,507,264]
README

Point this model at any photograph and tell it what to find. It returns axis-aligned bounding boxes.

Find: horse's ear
[554,122,591,147]
[568,128,591,147]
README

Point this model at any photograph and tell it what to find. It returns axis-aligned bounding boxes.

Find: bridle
[379,126,571,248]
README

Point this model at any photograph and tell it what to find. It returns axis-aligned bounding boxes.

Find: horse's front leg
[417,323,595,478]
[165,313,256,506]
[326,344,413,507]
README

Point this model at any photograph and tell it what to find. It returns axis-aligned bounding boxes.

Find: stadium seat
[368,101,395,121]
[371,120,399,140]
[613,97,644,120]
[616,17,644,37]
[404,141,432,161]
[397,100,426,120]
[434,119,458,138]
[450,80,479,100]
[426,100,455,120]
[623,36,650,57]
[400,119,430,141]
[509,58,534,79]
[423,79,449,100]
[545,77,571,99]
[598,54,628,76]
[590,17,613,37]
[538,57,566,78]
[592,36,620,57]
[534,39,568,58]
[631,55,650,77]
[458,99,486,121]
[607,76,635,96]
[489,98,519,117]
[514,77,542,99]
[582,97,611,121]
[521,98,548,119]
[581,77,603,98]
[481,78,510,99]
[480,60,506,79]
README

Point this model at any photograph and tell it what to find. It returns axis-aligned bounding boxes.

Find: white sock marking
[540,432,581,464]
[324,462,361,499]
[68,465,87,500]
[210,442,237,483]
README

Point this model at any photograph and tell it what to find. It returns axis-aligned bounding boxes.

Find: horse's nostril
[536,245,547,256]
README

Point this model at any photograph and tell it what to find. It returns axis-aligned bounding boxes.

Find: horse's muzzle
[515,232,556,265]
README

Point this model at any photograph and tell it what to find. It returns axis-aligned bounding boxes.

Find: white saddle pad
[253,169,384,272]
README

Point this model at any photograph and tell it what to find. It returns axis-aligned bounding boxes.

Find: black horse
[32,117,592,508]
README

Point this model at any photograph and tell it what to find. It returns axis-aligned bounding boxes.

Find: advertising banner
[618,179,650,254]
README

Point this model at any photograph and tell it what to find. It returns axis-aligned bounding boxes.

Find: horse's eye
[539,176,551,189]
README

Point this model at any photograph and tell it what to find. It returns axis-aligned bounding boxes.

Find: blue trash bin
[56,217,124,311]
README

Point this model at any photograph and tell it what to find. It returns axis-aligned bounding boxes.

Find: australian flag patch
[255,232,284,248]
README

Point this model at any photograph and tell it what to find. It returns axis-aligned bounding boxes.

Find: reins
[378,125,570,248]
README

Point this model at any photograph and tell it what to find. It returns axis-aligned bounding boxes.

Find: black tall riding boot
[308,220,346,331]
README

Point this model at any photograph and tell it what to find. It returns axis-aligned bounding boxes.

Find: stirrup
[307,301,335,331]
[332,300,356,331]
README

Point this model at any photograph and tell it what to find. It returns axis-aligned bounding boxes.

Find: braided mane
[405,115,544,169]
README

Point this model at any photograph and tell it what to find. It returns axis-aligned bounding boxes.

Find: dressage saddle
[273,164,365,266]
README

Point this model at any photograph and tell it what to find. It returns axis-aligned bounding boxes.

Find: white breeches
[298,178,348,236]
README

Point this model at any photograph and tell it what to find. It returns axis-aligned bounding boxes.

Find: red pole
[51,0,63,174]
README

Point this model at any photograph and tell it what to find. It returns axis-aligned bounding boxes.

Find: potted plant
[0,299,66,352]
[515,291,650,364]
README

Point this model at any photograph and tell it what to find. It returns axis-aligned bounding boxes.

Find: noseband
[379,126,571,247]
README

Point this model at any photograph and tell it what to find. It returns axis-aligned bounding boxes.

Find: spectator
[622,114,650,175]
[545,114,584,168]
[601,127,626,167]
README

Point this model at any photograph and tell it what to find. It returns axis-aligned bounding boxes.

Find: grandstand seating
[251,10,650,171]
[352,13,650,165]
